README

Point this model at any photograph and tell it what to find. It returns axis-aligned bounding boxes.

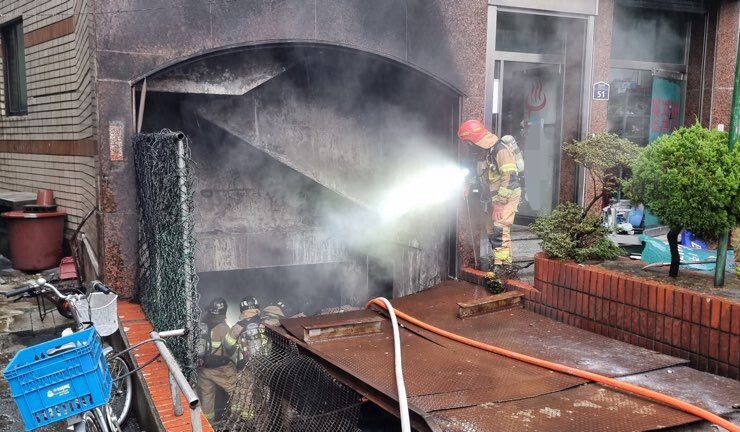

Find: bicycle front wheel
[99,405,123,432]
[82,410,105,432]
[107,354,133,426]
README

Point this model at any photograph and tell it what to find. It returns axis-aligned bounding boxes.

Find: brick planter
[518,254,740,379]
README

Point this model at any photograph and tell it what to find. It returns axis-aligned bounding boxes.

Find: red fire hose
[366,298,740,432]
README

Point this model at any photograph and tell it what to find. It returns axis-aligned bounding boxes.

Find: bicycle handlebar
[3,278,53,298]
[3,284,35,298]
[41,280,66,299]
[90,281,112,295]
[4,278,116,304]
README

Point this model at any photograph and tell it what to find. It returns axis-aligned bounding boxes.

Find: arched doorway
[138,43,462,322]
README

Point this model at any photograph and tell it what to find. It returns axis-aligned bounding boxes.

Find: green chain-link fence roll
[218,329,362,432]
[133,129,200,380]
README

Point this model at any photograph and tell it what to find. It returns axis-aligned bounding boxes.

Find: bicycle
[3,278,130,431]
[11,278,135,426]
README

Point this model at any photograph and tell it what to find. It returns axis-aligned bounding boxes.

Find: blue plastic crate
[3,327,112,431]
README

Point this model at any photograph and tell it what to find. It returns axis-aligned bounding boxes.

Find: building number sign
[593,81,610,101]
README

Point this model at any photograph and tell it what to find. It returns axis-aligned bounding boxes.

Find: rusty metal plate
[283,315,584,412]
[389,281,687,377]
[431,384,699,432]
[618,366,740,415]
[276,281,727,431]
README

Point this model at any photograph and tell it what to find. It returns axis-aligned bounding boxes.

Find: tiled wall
[0,0,96,142]
[526,255,739,379]
[0,152,98,252]
[0,0,98,250]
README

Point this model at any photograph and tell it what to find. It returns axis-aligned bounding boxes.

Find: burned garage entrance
[139,44,461,321]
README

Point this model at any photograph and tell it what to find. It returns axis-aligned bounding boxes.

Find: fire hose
[366,298,739,432]
[375,297,412,432]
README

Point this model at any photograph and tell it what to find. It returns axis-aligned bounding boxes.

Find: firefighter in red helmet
[458,119,523,269]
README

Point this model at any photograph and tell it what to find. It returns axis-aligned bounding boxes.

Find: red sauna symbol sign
[525,79,547,112]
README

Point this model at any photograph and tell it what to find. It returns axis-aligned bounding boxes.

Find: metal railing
[150,329,203,432]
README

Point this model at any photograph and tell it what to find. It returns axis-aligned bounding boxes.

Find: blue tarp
[639,235,736,272]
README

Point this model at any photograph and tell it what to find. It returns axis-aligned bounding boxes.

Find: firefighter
[198,297,238,421]
[260,301,286,327]
[225,296,262,368]
[458,119,523,268]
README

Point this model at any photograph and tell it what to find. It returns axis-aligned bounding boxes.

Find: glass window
[607,69,653,145]
[611,6,688,64]
[2,18,27,116]
[496,12,573,55]
[608,68,684,146]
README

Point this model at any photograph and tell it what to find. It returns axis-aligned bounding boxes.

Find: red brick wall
[526,255,739,379]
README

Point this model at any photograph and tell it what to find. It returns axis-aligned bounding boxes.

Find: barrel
[2,210,66,271]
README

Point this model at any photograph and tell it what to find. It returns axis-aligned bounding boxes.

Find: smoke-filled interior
[141,44,461,320]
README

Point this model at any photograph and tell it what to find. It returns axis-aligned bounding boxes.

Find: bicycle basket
[74,292,119,337]
[3,327,112,431]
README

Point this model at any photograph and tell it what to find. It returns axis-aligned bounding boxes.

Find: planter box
[514,254,740,379]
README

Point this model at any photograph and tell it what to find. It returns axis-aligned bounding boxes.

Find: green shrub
[564,133,642,214]
[625,124,740,236]
[531,203,622,262]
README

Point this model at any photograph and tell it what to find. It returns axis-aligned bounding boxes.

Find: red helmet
[457,119,489,143]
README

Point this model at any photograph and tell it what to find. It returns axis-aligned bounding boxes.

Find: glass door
[495,60,564,221]
[648,74,683,143]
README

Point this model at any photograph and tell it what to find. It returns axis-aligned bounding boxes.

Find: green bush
[625,124,740,236]
[564,133,642,214]
[530,203,622,262]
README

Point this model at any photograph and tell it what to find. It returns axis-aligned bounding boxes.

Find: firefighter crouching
[197,297,238,421]
[458,119,523,268]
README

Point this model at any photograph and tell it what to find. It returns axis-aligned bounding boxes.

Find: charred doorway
[140,44,461,320]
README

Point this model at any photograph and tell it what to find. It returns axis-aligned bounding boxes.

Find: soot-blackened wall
[94,1,488,296]
[142,46,460,316]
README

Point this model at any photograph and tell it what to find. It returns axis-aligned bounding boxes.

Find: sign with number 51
[593,82,610,101]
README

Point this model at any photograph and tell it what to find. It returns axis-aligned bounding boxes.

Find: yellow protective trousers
[199,362,237,420]
[486,196,520,265]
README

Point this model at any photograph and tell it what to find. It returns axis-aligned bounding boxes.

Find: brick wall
[525,254,739,379]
